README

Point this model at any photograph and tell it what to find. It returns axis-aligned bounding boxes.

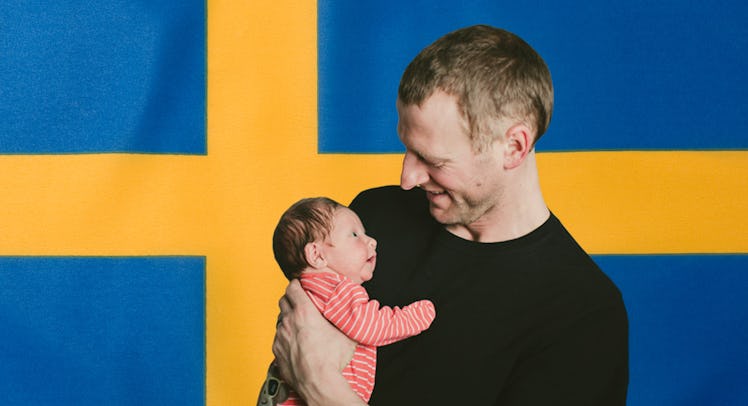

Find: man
[273,24,628,405]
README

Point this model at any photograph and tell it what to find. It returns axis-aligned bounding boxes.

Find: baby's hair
[272,197,343,279]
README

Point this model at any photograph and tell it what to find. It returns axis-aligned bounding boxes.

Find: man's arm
[273,280,366,406]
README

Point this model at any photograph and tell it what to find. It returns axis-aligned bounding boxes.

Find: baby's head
[273,197,377,284]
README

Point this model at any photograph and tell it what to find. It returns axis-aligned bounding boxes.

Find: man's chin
[429,205,458,225]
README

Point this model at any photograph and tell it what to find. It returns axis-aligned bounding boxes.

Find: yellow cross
[0,1,745,404]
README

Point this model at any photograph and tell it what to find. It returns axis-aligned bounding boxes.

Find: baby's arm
[322,280,435,347]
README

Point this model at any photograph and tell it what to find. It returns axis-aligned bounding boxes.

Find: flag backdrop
[1,1,746,405]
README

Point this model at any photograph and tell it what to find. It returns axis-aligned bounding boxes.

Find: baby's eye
[352,232,358,237]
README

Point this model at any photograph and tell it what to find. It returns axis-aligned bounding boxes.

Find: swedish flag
[1,1,746,405]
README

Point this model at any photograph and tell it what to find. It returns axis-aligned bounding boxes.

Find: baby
[258,197,436,405]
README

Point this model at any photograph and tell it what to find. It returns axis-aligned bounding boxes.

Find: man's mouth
[424,189,448,203]
[423,187,446,196]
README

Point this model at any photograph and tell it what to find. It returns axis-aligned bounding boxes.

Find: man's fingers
[278,280,304,315]
[278,295,292,319]
[283,279,306,305]
[278,280,306,331]
[271,340,291,383]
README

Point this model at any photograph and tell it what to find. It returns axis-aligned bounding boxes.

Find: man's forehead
[397,104,472,154]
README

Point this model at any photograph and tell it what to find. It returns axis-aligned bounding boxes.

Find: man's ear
[304,242,326,269]
[502,123,533,169]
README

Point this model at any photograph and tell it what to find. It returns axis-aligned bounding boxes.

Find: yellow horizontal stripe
[537,150,748,255]
[6,151,742,254]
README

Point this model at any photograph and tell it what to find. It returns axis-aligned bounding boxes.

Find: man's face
[397,91,506,230]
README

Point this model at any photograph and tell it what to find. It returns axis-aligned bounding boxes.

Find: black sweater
[351,186,628,405]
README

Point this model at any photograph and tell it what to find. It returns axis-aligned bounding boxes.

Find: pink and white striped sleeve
[322,279,436,347]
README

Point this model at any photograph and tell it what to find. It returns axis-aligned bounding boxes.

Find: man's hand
[272,280,362,405]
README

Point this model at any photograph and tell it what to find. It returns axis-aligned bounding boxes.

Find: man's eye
[424,159,443,168]
[432,159,449,168]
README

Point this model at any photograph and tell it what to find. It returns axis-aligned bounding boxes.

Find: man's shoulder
[534,214,624,304]
[350,185,409,207]
[350,186,427,222]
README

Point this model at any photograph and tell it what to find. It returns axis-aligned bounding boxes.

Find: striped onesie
[280,271,436,405]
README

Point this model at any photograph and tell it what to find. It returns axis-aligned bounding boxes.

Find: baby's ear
[303,242,326,269]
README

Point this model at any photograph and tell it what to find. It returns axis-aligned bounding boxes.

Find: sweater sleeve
[322,279,436,347]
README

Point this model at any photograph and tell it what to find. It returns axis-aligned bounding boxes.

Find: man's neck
[446,154,550,243]
[446,200,549,243]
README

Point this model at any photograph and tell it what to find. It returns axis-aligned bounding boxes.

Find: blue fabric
[0,1,205,154]
[597,255,748,405]
[0,257,205,405]
[318,1,748,152]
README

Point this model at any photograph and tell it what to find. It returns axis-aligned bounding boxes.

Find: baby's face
[321,207,377,284]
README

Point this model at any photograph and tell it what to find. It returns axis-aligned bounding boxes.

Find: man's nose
[400,151,428,190]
